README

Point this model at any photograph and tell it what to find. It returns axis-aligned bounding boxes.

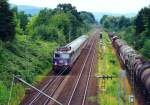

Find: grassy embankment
[0,34,58,105]
[97,31,130,105]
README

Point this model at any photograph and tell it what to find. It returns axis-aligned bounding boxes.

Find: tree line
[100,6,150,59]
[0,1,96,43]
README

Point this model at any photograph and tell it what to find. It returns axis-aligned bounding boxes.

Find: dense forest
[0,0,96,104]
[100,5,150,59]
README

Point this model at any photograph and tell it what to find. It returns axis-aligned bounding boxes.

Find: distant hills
[11,4,137,21]
[11,4,43,14]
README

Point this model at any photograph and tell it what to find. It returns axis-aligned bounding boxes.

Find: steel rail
[14,76,63,105]
[81,48,96,105]
[43,75,65,105]
[28,67,68,105]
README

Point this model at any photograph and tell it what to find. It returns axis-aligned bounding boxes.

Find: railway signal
[96,74,116,90]
[96,74,114,79]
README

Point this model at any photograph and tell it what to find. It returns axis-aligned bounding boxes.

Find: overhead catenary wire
[14,75,63,105]
[28,67,68,105]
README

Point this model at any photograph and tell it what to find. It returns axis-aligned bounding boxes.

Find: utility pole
[122,71,127,105]
[118,76,121,105]
[118,71,127,105]
[129,55,135,105]
[8,75,15,105]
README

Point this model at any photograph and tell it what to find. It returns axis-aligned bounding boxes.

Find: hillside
[11,4,42,14]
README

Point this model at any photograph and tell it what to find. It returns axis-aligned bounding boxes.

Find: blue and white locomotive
[53,35,88,72]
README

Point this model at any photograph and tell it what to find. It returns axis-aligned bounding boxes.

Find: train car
[108,32,150,104]
[53,35,88,73]
[108,32,114,39]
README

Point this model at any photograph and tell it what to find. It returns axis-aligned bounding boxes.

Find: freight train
[108,32,150,104]
[53,35,88,73]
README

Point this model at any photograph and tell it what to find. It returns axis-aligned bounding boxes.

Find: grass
[97,31,126,105]
[33,65,52,84]
[0,34,58,105]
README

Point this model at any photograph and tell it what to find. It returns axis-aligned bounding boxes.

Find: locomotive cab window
[61,53,69,59]
[55,53,60,57]
[70,51,74,57]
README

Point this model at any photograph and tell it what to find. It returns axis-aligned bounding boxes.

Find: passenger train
[53,35,88,73]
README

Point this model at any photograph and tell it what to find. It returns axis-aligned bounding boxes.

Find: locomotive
[108,32,150,104]
[53,35,88,73]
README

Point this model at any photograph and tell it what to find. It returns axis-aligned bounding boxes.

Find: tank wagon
[108,32,150,104]
[53,35,88,73]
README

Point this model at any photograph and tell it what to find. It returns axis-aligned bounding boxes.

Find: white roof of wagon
[56,35,88,54]
[65,35,88,53]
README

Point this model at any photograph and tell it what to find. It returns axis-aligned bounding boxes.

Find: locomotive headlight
[55,62,57,65]
[65,62,68,65]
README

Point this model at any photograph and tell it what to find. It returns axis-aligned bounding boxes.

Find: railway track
[20,67,68,105]
[66,34,98,105]
[20,30,99,105]
[49,31,99,105]
[30,67,68,105]
[67,47,96,105]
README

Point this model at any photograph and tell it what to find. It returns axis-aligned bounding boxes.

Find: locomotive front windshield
[55,53,60,57]
[61,54,69,59]
[54,53,69,59]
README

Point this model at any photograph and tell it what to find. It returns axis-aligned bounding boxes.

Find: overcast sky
[9,0,150,13]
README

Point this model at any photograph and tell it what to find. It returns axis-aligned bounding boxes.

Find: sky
[9,0,150,13]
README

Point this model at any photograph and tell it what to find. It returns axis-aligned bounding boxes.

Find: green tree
[12,6,23,35]
[56,4,84,40]
[0,0,16,41]
[27,9,66,44]
[134,6,150,50]
[80,11,96,24]
[135,6,150,35]
[57,3,82,22]
[100,15,132,31]
[140,39,150,58]
[17,11,29,32]
[100,15,108,25]
[50,12,71,42]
